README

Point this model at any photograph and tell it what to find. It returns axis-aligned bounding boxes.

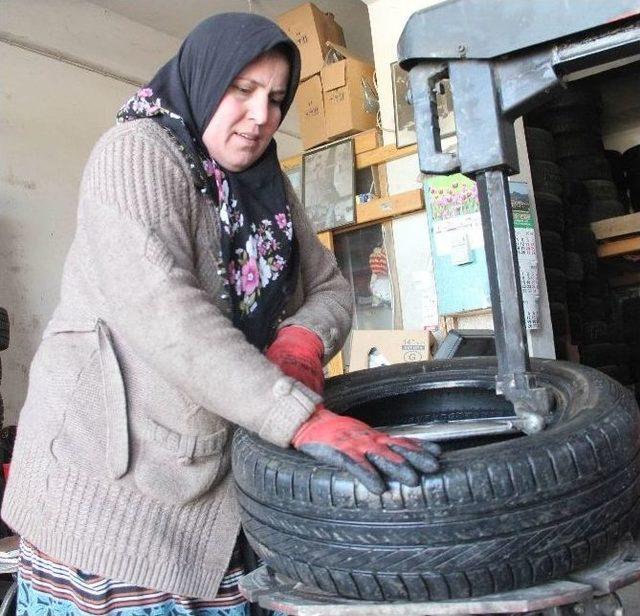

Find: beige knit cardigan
[1,120,353,599]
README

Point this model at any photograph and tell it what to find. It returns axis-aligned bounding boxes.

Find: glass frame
[391,61,417,148]
[302,138,355,233]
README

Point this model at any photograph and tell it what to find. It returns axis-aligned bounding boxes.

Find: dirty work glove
[265,325,325,395]
[292,405,442,494]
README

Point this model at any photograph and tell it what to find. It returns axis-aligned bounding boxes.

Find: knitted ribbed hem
[3,443,241,600]
[2,436,50,537]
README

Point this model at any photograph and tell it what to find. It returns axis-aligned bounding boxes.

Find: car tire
[233,358,640,602]
[0,309,8,352]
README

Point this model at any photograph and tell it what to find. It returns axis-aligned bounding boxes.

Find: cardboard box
[349,330,435,372]
[296,74,327,150]
[295,44,378,150]
[278,3,345,80]
[321,43,377,141]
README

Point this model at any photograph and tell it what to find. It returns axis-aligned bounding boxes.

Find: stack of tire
[529,86,627,223]
[621,297,640,404]
[525,86,632,385]
[0,308,8,428]
[624,145,640,211]
[524,126,570,360]
[0,307,10,540]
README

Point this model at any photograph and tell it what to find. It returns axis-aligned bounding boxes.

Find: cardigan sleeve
[279,174,354,361]
[79,123,319,447]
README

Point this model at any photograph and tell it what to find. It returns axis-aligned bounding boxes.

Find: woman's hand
[265,325,324,394]
[292,405,442,494]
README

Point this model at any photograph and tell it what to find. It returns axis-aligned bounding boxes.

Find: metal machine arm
[399,0,640,432]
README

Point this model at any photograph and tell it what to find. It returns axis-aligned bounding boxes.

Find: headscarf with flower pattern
[117,13,301,350]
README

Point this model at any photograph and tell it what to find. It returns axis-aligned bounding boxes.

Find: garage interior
[2,1,640,615]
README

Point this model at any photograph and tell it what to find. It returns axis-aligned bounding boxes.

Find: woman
[2,13,440,615]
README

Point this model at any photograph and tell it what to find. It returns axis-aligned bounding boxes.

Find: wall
[0,0,303,424]
[363,0,494,331]
[0,0,179,423]
[362,0,556,357]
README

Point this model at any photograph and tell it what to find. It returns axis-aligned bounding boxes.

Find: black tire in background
[582,297,607,321]
[554,132,603,160]
[564,252,584,282]
[623,145,640,171]
[525,127,555,161]
[583,179,619,202]
[588,199,626,222]
[580,253,599,279]
[568,312,583,345]
[0,308,8,352]
[549,301,568,337]
[566,282,584,313]
[540,231,565,270]
[530,160,563,196]
[544,268,567,303]
[534,192,565,234]
[537,107,600,134]
[561,155,613,181]
[565,226,596,253]
[233,358,640,602]
[581,321,610,345]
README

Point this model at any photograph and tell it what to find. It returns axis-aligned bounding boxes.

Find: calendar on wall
[511,181,540,330]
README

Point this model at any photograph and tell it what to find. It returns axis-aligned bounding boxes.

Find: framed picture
[391,61,455,149]
[284,164,303,202]
[391,61,417,148]
[333,222,400,369]
[302,139,355,233]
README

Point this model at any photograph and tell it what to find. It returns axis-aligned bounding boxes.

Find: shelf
[592,212,640,258]
[280,131,417,171]
[354,188,424,224]
[280,128,380,170]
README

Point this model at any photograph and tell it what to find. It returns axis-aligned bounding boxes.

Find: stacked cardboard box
[278,3,378,150]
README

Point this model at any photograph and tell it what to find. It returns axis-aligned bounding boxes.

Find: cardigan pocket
[133,417,230,506]
[47,320,129,479]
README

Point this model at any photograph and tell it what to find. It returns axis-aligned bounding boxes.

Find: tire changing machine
[239,2,640,614]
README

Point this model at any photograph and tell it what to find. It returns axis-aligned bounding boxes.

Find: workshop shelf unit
[281,129,426,377]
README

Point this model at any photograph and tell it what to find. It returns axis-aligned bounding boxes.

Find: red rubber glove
[265,326,325,394]
[292,406,441,494]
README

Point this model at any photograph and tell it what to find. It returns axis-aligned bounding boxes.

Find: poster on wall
[302,139,355,233]
[425,174,539,327]
[428,175,484,258]
[425,173,491,316]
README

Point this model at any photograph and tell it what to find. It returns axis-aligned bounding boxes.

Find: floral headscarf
[117,13,301,350]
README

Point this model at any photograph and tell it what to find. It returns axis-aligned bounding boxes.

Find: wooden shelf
[355,188,424,224]
[280,131,417,171]
[280,128,381,170]
[592,212,640,258]
[592,212,640,241]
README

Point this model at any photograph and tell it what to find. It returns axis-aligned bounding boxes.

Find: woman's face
[202,52,290,172]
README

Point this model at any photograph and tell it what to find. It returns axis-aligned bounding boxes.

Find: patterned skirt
[17,539,253,616]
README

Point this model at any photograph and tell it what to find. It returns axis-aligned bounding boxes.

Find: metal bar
[553,19,640,76]
[381,417,524,441]
[239,566,595,615]
[475,170,530,388]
